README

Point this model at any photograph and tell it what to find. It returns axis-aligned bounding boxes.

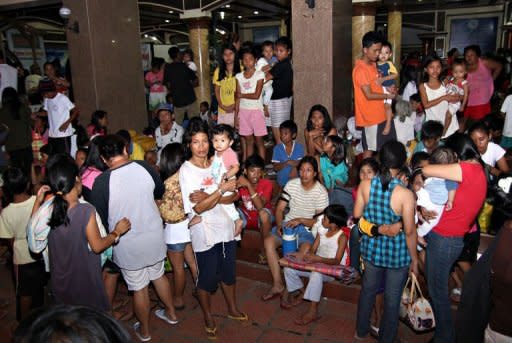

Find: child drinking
[419,55,460,138]
[235,48,267,161]
[416,147,458,247]
[0,167,45,320]
[282,205,348,325]
[87,110,108,138]
[413,120,444,154]
[319,135,350,211]
[304,104,338,156]
[210,124,243,239]
[377,41,398,136]
[34,154,130,311]
[445,59,469,128]
[272,120,305,189]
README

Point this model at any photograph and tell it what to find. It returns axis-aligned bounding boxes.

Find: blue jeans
[328,187,354,215]
[356,261,409,343]
[426,231,464,343]
[349,226,361,274]
[271,223,315,246]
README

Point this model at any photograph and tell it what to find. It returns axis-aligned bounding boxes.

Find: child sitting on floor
[282,204,348,326]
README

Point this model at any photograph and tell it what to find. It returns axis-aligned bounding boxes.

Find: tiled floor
[0,262,433,343]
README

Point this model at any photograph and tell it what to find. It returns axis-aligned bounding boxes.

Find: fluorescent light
[151,36,157,41]
[220,11,225,19]
[253,10,259,15]
[237,15,242,19]
[225,4,230,8]
[165,19,170,23]
[168,10,173,13]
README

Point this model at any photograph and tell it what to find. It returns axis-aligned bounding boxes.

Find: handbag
[400,273,435,331]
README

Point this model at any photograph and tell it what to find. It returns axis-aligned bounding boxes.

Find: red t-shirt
[433,162,487,237]
[239,178,273,229]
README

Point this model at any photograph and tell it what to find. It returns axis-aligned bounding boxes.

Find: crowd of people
[0,29,511,343]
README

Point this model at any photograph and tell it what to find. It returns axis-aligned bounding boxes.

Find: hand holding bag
[400,273,435,331]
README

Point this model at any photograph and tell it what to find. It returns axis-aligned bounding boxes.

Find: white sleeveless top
[316,225,343,260]
[424,83,459,138]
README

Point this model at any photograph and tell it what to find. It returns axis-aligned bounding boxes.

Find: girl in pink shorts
[236,49,267,161]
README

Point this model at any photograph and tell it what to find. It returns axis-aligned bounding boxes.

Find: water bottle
[282,227,298,256]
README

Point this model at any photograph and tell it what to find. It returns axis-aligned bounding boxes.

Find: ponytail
[46,154,79,228]
[379,167,393,192]
[378,141,407,192]
[48,193,70,228]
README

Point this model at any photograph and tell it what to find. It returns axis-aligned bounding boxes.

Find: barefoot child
[282,204,348,325]
[209,124,243,239]
[377,41,398,136]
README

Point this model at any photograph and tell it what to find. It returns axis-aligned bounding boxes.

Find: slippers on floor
[204,326,217,340]
[154,308,178,325]
[133,322,152,342]
[294,315,321,326]
[227,312,249,321]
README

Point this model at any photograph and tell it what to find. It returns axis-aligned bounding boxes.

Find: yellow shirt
[213,67,236,114]
[130,142,145,161]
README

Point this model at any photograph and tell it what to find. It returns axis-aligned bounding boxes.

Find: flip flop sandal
[204,326,217,340]
[294,316,321,326]
[227,313,249,321]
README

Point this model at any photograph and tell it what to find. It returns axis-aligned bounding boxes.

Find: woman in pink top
[421,133,487,343]
[80,137,106,202]
[461,45,502,131]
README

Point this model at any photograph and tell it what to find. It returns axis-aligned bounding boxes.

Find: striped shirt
[361,177,411,268]
[281,178,328,227]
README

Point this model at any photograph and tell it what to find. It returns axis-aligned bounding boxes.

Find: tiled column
[187,16,211,112]
[388,9,402,69]
[62,0,147,132]
[352,1,379,65]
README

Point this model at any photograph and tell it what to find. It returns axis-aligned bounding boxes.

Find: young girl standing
[213,45,240,127]
[235,48,267,161]
[419,56,460,138]
[35,154,130,311]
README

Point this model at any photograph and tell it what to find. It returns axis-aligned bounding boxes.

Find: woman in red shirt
[422,133,487,343]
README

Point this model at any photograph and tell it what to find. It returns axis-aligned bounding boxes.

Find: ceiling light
[225,4,230,8]
[253,10,259,15]
[165,19,170,23]
[144,34,148,38]
[168,10,174,13]
[151,36,157,41]
[220,11,225,19]
[237,15,242,19]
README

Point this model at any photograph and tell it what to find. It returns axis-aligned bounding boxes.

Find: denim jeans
[328,187,354,215]
[349,226,361,274]
[426,231,464,343]
[356,261,409,343]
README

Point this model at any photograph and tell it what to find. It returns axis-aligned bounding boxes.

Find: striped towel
[279,255,357,284]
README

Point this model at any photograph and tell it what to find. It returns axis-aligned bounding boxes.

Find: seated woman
[179,120,245,340]
[304,104,337,156]
[262,156,329,303]
[282,204,348,326]
[469,121,510,178]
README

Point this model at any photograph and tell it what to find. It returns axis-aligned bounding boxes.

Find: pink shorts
[238,108,267,137]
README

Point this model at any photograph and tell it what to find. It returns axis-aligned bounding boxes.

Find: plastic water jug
[282,227,297,256]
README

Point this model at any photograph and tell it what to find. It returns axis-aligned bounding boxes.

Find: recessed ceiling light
[144,34,148,38]
[168,10,173,13]
[225,4,230,8]
[237,15,242,19]
[165,19,170,23]
[254,10,259,15]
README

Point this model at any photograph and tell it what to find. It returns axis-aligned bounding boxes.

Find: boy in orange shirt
[352,31,397,158]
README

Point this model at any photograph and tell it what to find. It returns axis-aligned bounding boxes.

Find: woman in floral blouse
[158,143,197,310]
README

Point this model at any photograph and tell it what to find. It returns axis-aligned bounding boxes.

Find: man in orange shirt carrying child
[353,31,397,158]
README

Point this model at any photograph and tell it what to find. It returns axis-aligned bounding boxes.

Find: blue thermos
[282,227,298,256]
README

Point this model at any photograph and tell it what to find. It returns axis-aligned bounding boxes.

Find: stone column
[184,14,211,114]
[352,1,379,65]
[387,9,402,71]
[62,0,147,132]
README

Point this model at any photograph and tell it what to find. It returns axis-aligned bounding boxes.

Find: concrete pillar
[187,17,211,109]
[62,0,147,133]
[387,10,402,69]
[352,1,379,66]
[291,0,351,143]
